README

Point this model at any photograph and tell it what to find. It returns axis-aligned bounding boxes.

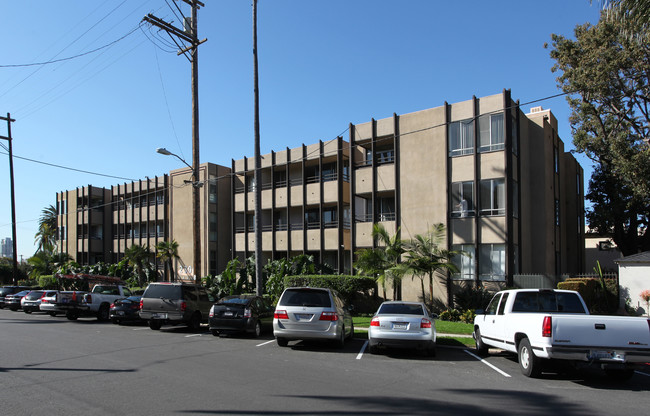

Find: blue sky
[0,0,601,261]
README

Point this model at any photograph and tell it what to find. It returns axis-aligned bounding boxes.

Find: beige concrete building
[231,90,585,304]
[56,162,231,280]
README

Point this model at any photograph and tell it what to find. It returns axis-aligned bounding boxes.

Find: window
[323,207,337,228]
[480,178,505,215]
[273,169,287,187]
[377,196,395,221]
[451,181,474,218]
[305,209,319,229]
[449,119,474,156]
[246,175,255,192]
[479,113,504,152]
[209,184,217,204]
[485,293,501,315]
[479,244,506,281]
[451,244,475,280]
[497,293,509,315]
[209,213,217,242]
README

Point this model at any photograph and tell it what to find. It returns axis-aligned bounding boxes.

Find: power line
[0,25,142,68]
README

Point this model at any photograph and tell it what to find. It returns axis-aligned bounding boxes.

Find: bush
[454,285,493,311]
[558,277,618,314]
[439,308,461,322]
[460,309,476,324]
[38,275,57,289]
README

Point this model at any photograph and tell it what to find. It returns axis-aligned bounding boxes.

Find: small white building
[615,251,650,315]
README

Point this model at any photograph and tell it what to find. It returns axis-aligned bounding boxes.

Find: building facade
[56,162,231,280]
[54,90,584,304]
[231,91,585,303]
[1,237,13,258]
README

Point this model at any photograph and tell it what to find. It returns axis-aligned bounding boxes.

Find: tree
[124,244,154,287]
[548,13,650,254]
[401,224,459,306]
[594,0,650,36]
[156,240,180,282]
[354,224,405,300]
[34,204,57,255]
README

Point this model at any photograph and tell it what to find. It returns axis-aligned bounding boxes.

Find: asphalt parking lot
[1,309,649,415]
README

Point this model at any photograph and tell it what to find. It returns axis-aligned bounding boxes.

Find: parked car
[21,290,58,314]
[0,286,31,309]
[139,282,214,331]
[39,291,69,316]
[367,301,437,356]
[5,290,31,311]
[57,284,131,321]
[273,287,353,348]
[209,294,274,337]
[473,288,650,379]
[110,296,143,325]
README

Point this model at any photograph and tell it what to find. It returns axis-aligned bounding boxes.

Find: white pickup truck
[58,284,132,321]
[473,288,650,379]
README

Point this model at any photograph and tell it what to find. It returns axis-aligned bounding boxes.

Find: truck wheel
[605,369,635,381]
[518,338,541,377]
[98,304,110,321]
[66,310,78,321]
[474,328,489,357]
[149,320,162,330]
[211,329,220,337]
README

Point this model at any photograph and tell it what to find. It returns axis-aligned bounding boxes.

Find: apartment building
[231,90,585,303]
[1,237,13,258]
[56,162,231,280]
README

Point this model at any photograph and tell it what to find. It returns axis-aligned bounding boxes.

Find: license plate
[296,314,312,320]
[117,311,125,316]
[590,350,614,359]
[152,313,168,319]
[392,323,408,330]
[224,311,233,317]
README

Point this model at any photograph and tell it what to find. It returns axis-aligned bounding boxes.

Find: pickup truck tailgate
[553,315,650,349]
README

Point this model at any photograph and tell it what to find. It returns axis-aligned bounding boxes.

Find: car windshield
[280,289,331,307]
[511,291,586,313]
[378,303,425,315]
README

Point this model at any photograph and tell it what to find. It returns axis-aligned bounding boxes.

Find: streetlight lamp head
[156,147,172,156]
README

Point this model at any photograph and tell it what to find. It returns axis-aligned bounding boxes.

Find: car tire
[347,321,354,340]
[98,304,110,322]
[276,337,288,347]
[605,369,635,381]
[474,328,489,357]
[149,320,162,330]
[188,313,201,331]
[66,310,78,321]
[211,329,220,337]
[368,344,379,355]
[49,312,57,317]
[253,320,262,338]
[427,345,437,357]
[24,310,32,314]
[518,338,541,378]
[111,317,120,325]
[336,326,346,349]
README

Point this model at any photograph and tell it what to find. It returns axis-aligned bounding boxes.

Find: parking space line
[256,340,274,347]
[132,328,149,331]
[635,371,650,377]
[356,341,368,360]
[464,349,511,378]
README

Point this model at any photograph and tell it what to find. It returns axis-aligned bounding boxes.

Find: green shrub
[558,278,618,314]
[460,309,476,324]
[454,285,493,310]
[38,275,57,289]
[439,308,461,322]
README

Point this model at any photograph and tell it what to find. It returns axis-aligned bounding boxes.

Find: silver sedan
[367,301,436,356]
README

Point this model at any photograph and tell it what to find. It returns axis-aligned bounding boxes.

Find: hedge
[558,277,618,314]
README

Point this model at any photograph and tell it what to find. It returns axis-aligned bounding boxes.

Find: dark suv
[139,283,214,331]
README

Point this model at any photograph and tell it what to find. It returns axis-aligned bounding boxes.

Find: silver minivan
[273,287,354,348]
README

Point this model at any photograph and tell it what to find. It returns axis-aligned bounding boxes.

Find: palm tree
[156,240,180,282]
[354,224,405,300]
[124,244,153,287]
[35,204,57,255]
[402,224,460,306]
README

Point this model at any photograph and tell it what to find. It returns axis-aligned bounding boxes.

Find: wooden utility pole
[143,0,206,283]
[0,113,18,284]
[253,0,263,296]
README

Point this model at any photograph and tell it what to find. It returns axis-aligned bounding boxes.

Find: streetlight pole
[252,0,263,297]
[1,113,18,284]
[156,148,202,283]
